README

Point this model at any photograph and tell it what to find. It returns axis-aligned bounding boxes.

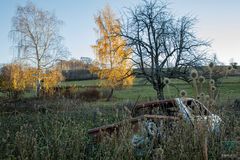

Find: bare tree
[121,0,209,100]
[80,57,93,69]
[10,2,68,96]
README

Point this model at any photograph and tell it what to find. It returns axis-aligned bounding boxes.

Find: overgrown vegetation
[0,76,239,159]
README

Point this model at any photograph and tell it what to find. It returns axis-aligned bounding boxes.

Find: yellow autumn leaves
[1,64,29,92]
[0,63,63,96]
[91,6,134,89]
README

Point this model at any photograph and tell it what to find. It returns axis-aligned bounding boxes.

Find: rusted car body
[88,114,179,140]
[88,98,222,140]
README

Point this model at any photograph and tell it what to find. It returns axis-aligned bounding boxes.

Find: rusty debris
[88,98,222,139]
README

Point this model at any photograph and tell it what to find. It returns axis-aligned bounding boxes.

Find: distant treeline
[61,69,153,81]
[62,66,240,81]
[62,69,98,81]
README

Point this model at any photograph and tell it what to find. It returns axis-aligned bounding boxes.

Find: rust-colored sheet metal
[88,114,179,138]
[133,99,176,110]
[131,99,178,117]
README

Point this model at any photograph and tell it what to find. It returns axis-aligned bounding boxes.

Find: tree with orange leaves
[91,5,134,101]
[0,63,63,98]
[0,63,32,98]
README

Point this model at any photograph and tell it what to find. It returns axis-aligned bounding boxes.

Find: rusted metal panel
[88,114,179,138]
[133,99,176,110]
[132,99,179,117]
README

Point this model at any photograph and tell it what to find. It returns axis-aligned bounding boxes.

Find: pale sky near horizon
[0,0,240,64]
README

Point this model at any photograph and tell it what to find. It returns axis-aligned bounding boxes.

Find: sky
[0,0,240,64]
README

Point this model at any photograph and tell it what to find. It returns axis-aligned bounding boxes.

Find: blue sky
[0,0,240,64]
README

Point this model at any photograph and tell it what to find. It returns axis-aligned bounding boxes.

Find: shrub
[57,86,76,99]
[0,64,27,99]
[0,63,64,99]
[77,88,100,101]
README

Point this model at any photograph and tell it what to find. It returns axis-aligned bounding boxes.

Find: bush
[77,88,100,101]
[38,86,101,102]
[0,64,26,99]
[43,86,78,99]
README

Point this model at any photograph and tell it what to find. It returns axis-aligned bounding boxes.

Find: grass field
[0,76,239,159]
[60,76,240,102]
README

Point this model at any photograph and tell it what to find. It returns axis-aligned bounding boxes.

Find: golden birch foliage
[0,64,28,92]
[0,64,63,93]
[24,68,63,93]
[91,6,134,88]
[41,69,64,91]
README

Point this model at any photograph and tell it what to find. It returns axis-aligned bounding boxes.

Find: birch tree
[10,2,68,97]
[91,6,134,101]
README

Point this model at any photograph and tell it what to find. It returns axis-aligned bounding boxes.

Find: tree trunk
[106,88,114,101]
[157,88,164,100]
[154,84,165,100]
[36,79,41,98]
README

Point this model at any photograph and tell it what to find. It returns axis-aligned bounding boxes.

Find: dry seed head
[163,78,170,85]
[198,76,205,84]
[208,62,214,70]
[200,92,205,97]
[205,95,210,101]
[209,79,215,86]
[227,65,233,72]
[180,90,187,97]
[196,95,201,100]
[190,69,198,79]
[211,86,217,92]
